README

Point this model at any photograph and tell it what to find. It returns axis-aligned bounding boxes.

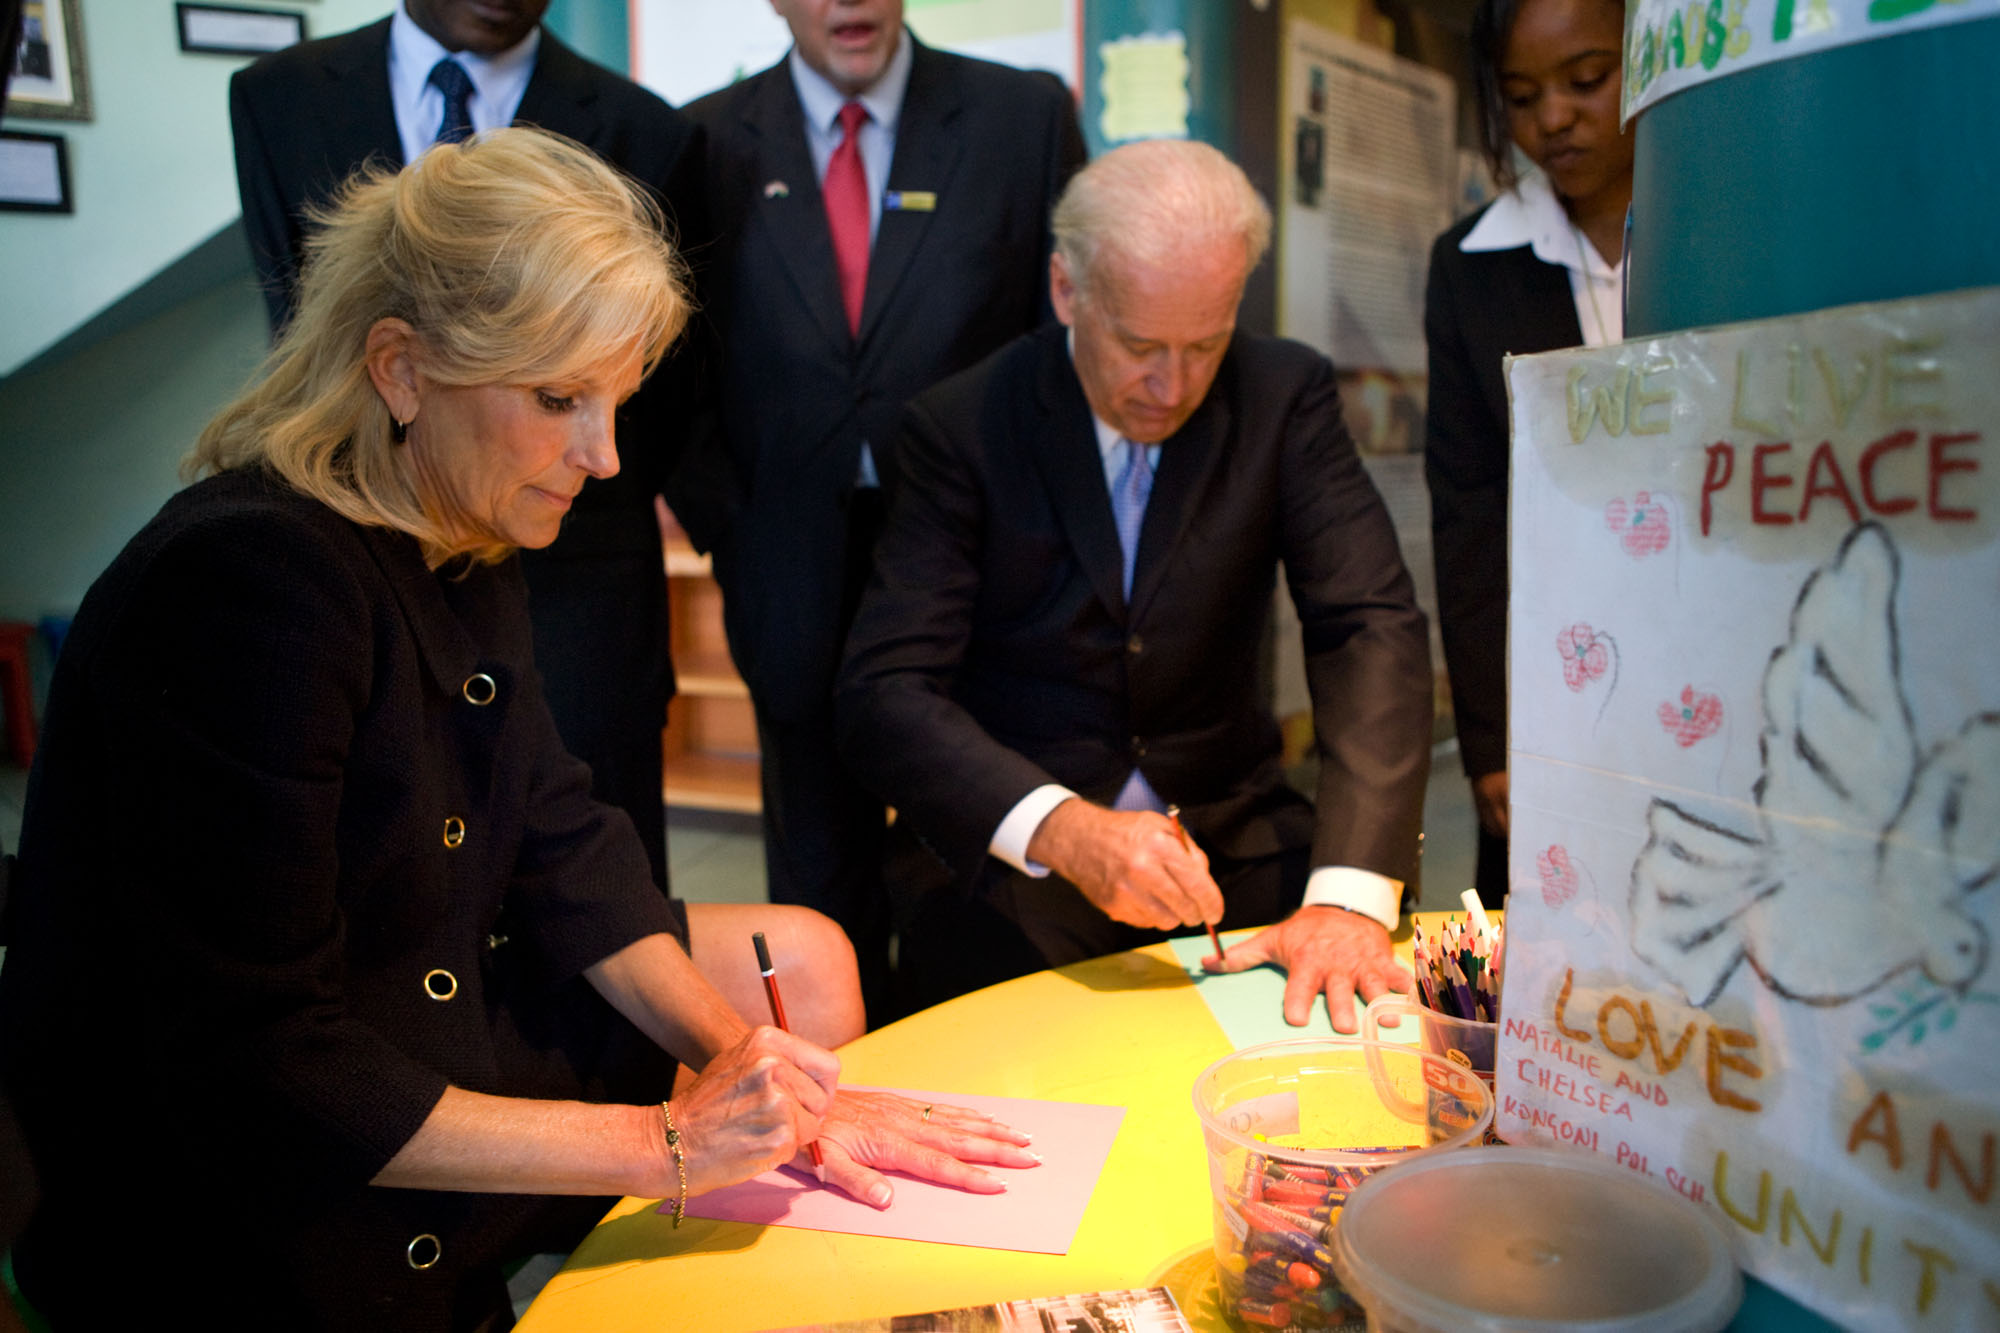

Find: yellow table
[518,928,1435,1333]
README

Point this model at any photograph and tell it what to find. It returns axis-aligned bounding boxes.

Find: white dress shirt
[988,361,1406,931]
[1460,166,1624,347]
[386,0,539,166]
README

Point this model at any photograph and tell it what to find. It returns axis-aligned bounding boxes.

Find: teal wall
[0,0,637,630]
[0,0,388,377]
[546,0,631,73]
[0,277,271,623]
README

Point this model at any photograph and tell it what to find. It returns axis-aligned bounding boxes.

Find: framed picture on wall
[6,0,90,121]
[0,128,73,212]
[176,4,306,57]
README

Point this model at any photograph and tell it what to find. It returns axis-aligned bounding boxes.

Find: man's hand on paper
[1025,797,1223,932]
[813,1091,1042,1210]
[1203,905,1412,1034]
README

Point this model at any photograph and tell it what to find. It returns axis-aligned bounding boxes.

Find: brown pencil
[752,931,825,1179]
[1168,805,1225,959]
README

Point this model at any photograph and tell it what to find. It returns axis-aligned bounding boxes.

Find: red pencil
[752,931,825,1179]
[1168,805,1225,959]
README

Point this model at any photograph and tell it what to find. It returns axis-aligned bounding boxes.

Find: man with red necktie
[675,0,1084,1022]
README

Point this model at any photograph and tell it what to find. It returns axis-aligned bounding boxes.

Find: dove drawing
[1629,523,1994,1009]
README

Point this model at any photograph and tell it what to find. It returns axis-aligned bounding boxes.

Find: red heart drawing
[1658,686,1723,747]
[1537,845,1578,908]
[1557,623,1609,692]
[1605,491,1670,557]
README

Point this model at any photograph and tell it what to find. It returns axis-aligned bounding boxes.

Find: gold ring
[921,1104,934,1122]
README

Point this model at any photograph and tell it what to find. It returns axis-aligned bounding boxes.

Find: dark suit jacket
[229,21,708,880]
[1423,206,1581,781]
[673,41,1085,723]
[836,325,1433,895]
[0,469,680,1329]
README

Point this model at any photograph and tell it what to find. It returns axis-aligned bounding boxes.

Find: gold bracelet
[660,1100,688,1228]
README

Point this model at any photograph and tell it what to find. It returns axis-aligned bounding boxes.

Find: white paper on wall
[1494,286,2000,1330]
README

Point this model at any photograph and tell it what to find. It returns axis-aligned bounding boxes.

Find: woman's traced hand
[812,1091,1042,1209]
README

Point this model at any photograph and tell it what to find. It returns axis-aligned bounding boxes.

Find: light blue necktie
[1109,438,1165,812]
[429,58,475,145]
[1110,437,1155,600]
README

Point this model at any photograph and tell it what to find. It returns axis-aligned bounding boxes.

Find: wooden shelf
[661,750,762,814]
[675,650,751,700]
[664,543,711,578]
[659,503,761,814]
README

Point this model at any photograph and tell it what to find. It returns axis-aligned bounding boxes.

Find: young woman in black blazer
[1425,0,1636,905]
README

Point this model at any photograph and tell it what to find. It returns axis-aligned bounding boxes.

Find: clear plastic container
[1327,1144,1743,1332]
[1191,1038,1494,1330]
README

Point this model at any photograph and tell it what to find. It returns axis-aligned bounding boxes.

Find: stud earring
[390,417,410,445]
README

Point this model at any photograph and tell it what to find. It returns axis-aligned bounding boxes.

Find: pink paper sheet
[665,1087,1125,1254]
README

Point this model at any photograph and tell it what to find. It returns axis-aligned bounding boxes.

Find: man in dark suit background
[837,141,1433,1030]
[229,0,704,890]
[672,0,1085,1018]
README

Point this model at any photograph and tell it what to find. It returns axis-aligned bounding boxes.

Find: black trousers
[899,839,1312,1011]
[754,488,895,1024]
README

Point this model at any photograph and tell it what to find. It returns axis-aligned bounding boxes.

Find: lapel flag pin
[763,180,790,199]
[883,190,936,213]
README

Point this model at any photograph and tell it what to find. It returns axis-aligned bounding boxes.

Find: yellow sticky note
[1098,31,1191,143]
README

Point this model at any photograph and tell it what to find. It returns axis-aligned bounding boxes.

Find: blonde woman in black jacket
[0,128,1031,1333]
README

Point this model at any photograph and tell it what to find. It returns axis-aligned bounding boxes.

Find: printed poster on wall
[1493,286,1999,1330]
[1277,18,1453,382]
[1622,0,2000,121]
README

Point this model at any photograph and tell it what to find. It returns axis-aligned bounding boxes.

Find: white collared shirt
[387,0,540,166]
[785,27,914,245]
[1460,167,1624,347]
[987,349,1404,932]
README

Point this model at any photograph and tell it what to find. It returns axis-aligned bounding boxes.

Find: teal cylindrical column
[1081,0,1237,155]
[1627,15,2000,336]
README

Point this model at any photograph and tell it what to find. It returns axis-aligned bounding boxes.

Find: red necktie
[823,101,871,336]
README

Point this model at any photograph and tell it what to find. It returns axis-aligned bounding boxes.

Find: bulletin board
[1493,287,1999,1329]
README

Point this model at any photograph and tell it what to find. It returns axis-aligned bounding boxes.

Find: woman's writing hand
[669,1025,839,1195]
[813,1091,1042,1209]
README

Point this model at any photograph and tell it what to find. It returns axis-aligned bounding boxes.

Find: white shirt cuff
[1302,866,1402,931]
[989,784,1077,877]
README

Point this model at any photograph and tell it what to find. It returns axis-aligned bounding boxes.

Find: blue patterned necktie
[1110,438,1155,600]
[429,58,475,145]
[1110,437,1165,812]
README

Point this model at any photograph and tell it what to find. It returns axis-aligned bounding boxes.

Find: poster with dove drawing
[1492,287,1999,1331]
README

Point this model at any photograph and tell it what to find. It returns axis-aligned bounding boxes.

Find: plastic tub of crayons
[1191,1038,1493,1330]
[1326,1145,1742,1331]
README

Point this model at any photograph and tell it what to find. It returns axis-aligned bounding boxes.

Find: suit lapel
[355,526,479,700]
[513,33,601,143]
[857,42,963,346]
[737,66,852,355]
[1130,371,1229,622]
[1030,332,1128,621]
[323,20,404,170]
